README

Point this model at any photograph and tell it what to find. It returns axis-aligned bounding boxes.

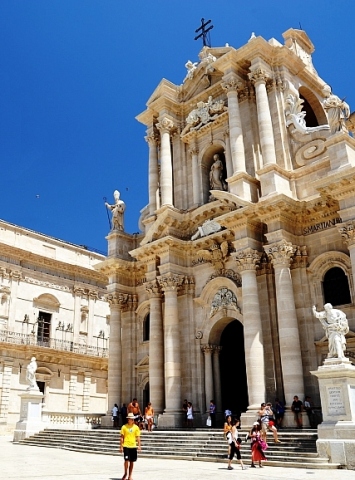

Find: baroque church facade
[97,28,355,427]
[0,219,110,432]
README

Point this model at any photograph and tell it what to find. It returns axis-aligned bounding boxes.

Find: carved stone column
[234,249,265,410]
[82,371,91,412]
[222,74,246,173]
[189,143,201,206]
[0,359,13,419]
[68,369,78,412]
[201,344,214,412]
[146,280,164,414]
[339,221,355,297]
[158,274,183,422]
[249,68,277,166]
[106,293,128,411]
[145,134,159,215]
[156,117,174,207]
[212,346,222,414]
[264,241,304,405]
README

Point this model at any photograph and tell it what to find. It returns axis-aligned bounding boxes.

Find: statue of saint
[26,356,39,390]
[312,303,349,359]
[105,190,126,231]
[323,85,350,134]
[209,154,227,191]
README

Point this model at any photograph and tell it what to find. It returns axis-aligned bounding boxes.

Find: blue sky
[1,1,354,253]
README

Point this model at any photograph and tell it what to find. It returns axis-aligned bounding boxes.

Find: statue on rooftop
[323,85,350,135]
[105,190,126,231]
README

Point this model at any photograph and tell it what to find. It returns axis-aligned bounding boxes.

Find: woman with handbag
[250,422,267,468]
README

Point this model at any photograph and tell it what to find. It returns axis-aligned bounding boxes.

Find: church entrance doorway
[219,320,248,417]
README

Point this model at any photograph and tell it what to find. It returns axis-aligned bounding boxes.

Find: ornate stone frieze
[181,96,226,136]
[24,276,70,292]
[210,287,240,318]
[264,240,296,267]
[339,221,355,247]
[233,248,261,272]
[208,269,242,287]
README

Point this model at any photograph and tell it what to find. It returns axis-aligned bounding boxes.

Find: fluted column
[106,293,128,410]
[264,241,304,405]
[249,68,277,166]
[156,117,174,207]
[145,134,159,215]
[189,143,201,206]
[339,221,355,296]
[201,345,214,412]
[212,346,222,413]
[0,359,13,419]
[223,129,233,178]
[68,369,78,412]
[146,280,164,414]
[234,248,265,408]
[158,274,183,412]
[82,371,91,412]
[222,75,246,173]
[7,271,21,331]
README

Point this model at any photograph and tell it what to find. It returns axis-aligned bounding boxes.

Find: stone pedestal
[13,391,44,442]
[311,358,355,469]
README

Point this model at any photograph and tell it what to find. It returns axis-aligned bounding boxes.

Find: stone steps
[19,428,341,469]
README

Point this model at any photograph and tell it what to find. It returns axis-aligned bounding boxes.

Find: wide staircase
[19,427,341,469]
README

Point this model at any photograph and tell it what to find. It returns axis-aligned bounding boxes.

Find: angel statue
[196,241,229,272]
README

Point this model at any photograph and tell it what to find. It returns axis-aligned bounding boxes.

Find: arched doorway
[220,320,248,417]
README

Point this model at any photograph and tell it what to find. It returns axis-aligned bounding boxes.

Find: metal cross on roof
[194,18,213,48]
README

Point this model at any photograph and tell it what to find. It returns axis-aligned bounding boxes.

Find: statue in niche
[26,356,39,390]
[322,85,350,135]
[105,190,126,231]
[209,154,227,191]
[312,303,349,359]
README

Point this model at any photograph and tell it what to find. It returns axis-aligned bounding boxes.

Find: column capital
[248,68,270,85]
[156,117,174,133]
[213,345,222,355]
[145,133,158,146]
[233,248,261,272]
[291,245,308,269]
[264,240,296,268]
[339,221,355,247]
[201,344,214,354]
[158,274,184,292]
[105,292,129,308]
[222,75,243,93]
[189,145,199,156]
[145,279,162,298]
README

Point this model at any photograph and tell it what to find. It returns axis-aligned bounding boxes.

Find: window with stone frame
[143,313,150,342]
[322,267,351,306]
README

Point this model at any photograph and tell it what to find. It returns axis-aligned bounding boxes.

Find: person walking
[120,412,141,480]
[226,418,246,470]
[250,422,266,468]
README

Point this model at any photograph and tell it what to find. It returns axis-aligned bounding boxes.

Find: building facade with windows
[0,219,110,432]
[97,28,355,428]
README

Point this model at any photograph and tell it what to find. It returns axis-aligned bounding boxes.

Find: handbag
[206,416,212,427]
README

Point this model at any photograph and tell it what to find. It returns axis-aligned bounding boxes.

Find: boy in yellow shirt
[120,412,141,480]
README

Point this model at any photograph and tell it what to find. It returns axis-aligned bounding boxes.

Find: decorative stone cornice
[232,248,261,272]
[158,274,185,292]
[248,68,270,85]
[264,240,296,268]
[339,221,355,248]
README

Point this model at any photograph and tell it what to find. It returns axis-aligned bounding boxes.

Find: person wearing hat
[120,412,141,480]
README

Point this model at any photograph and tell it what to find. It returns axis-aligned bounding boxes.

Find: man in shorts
[120,412,141,480]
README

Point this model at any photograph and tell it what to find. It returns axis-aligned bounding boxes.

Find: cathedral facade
[97,29,355,427]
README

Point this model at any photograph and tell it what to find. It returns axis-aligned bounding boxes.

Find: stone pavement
[2,435,354,480]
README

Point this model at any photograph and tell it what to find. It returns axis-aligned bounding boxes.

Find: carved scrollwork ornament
[156,117,174,133]
[339,221,355,247]
[195,330,203,340]
[210,287,240,318]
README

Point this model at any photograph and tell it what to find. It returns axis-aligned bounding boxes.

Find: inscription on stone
[327,386,346,415]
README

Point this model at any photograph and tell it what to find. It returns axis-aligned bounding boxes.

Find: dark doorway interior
[143,382,150,410]
[323,267,351,306]
[219,320,248,417]
[37,311,51,346]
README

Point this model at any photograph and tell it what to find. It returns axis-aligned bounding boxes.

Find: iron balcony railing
[0,329,108,358]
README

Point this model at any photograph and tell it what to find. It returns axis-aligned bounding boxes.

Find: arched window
[143,313,150,342]
[323,267,351,306]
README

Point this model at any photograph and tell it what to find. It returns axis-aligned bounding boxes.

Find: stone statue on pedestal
[312,303,349,359]
[105,190,126,231]
[26,357,39,390]
[209,154,227,191]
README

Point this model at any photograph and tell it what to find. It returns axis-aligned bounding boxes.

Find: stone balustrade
[41,411,105,430]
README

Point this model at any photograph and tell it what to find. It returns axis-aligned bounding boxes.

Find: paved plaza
[2,435,354,480]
